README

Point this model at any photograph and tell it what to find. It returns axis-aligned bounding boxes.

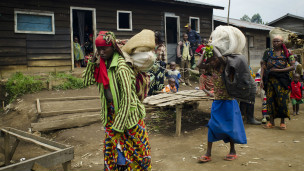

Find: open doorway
[70,7,96,70]
[165,14,180,64]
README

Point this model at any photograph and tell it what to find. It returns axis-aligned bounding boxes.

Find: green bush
[50,72,85,90]
[5,72,43,103]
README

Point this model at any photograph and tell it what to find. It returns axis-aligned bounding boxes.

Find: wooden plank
[27,54,71,60]
[8,139,20,163]
[143,93,172,103]
[32,162,50,171]
[148,95,184,105]
[26,40,70,48]
[0,145,4,154]
[175,104,182,137]
[0,147,74,171]
[37,99,41,114]
[39,108,101,118]
[62,161,71,171]
[0,47,26,54]
[26,34,70,41]
[4,133,10,165]
[156,96,188,107]
[39,96,100,102]
[0,57,27,66]
[1,130,61,151]
[27,48,71,54]
[31,113,100,132]
[0,38,26,47]
[0,128,67,149]
[27,60,71,67]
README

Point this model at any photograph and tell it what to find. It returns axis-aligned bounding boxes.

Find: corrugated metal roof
[268,13,304,25]
[174,0,224,9]
[213,15,274,31]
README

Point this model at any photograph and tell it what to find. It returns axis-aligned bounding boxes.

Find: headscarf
[94,31,123,89]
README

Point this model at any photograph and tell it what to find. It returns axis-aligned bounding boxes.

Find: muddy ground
[1,81,304,171]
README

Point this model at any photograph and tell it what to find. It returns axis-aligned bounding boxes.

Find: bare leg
[281,118,285,124]
[229,140,236,155]
[296,104,299,115]
[205,142,213,157]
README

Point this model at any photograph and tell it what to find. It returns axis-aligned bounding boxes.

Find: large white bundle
[211,26,246,56]
[123,51,156,72]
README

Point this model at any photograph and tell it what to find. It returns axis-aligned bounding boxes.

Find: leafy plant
[50,72,85,90]
[5,72,43,103]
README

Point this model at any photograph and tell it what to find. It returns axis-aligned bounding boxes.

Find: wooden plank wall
[270,17,304,35]
[0,0,214,76]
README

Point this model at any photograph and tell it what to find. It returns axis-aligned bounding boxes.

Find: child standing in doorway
[289,73,304,115]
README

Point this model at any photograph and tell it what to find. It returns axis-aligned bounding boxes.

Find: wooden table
[143,90,212,136]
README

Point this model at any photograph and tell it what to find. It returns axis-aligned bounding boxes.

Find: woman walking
[83,31,151,171]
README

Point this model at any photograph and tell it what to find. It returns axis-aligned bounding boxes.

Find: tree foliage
[240,13,264,24]
[251,13,263,24]
[240,15,251,22]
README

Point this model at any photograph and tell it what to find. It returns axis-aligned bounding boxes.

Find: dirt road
[1,85,304,171]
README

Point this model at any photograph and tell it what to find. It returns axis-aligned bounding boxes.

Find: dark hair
[155,31,163,44]
[183,33,188,37]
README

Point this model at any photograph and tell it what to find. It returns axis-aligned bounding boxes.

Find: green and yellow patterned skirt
[266,77,290,119]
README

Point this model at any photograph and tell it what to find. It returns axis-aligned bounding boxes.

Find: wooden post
[4,133,10,166]
[62,161,71,171]
[175,104,182,137]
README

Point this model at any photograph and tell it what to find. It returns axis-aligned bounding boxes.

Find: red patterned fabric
[94,58,109,89]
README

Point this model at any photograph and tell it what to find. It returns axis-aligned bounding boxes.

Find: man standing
[185,23,201,69]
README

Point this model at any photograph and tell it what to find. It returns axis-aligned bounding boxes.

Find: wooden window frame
[189,16,200,33]
[14,9,55,34]
[117,10,132,31]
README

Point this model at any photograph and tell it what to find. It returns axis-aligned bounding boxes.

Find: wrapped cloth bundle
[122,29,156,54]
[211,26,246,56]
[270,28,293,48]
[122,29,156,72]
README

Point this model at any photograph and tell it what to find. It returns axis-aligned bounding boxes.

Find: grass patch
[49,72,85,90]
[5,72,43,104]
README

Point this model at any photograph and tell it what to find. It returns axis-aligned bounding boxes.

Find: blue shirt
[187,29,201,46]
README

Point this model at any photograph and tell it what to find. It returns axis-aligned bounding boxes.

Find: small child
[162,78,177,93]
[289,73,304,115]
[177,33,193,86]
[199,69,214,97]
[165,62,182,91]
[73,37,84,68]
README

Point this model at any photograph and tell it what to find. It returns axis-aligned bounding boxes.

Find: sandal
[198,155,211,163]
[263,122,273,129]
[280,123,286,130]
[224,154,237,161]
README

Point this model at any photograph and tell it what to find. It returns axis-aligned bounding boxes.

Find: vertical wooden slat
[175,104,182,137]
[4,133,10,165]
[62,161,71,171]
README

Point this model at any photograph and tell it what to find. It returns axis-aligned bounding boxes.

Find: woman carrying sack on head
[83,31,151,171]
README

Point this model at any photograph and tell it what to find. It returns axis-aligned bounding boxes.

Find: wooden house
[268,13,304,37]
[0,0,223,77]
[213,15,274,68]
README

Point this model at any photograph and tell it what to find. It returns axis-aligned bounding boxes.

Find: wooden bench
[143,90,212,136]
[0,127,74,171]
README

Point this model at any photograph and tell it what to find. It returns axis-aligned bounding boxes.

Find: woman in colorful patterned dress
[83,31,151,171]
[260,35,295,130]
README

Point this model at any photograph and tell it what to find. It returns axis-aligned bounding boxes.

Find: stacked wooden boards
[31,96,101,132]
